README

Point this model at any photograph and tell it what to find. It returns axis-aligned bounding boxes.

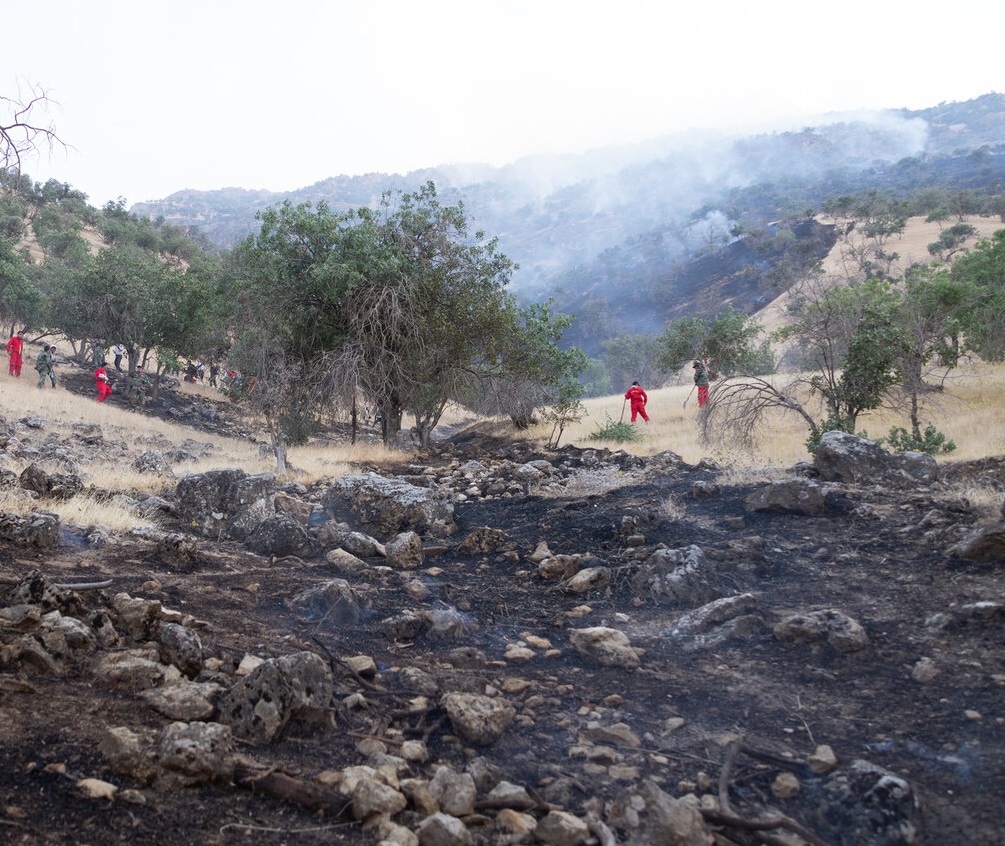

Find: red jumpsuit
[624,384,649,422]
[95,367,113,402]
[6,335,24,377]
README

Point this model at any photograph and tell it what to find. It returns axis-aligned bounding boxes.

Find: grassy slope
[553,215,1005,467]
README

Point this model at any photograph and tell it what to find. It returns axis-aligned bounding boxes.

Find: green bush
[880,424,956,455]
[587,415,643,442]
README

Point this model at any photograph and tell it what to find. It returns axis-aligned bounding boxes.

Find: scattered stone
[216,651,333,744]
[352,777,407,822]
[76,778,118,800]
[140,681,220,721]
[773,609,869,653]
[538,554,581,580]
[244,514,320,558]
[582,722,641,748]
[772,771,801,798]
[534,810,589,846]
[744,479,827,516]
[911,657,940,683]
[385,531,424,569]
[609,781,713,846]
[157,622,203,679]
[429,766,476,816]
[156,721,235,786]
[441,692,515,746]
[808,744,839,774]
[568,627,641,669]
[456,526,508,554]
[415,811,472,846]
[289,579,364,627]
[564,566,611,594]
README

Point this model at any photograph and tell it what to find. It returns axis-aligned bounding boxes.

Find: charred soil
[0,385,1003,845]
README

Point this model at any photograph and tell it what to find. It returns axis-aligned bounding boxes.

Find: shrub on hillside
[587,416,643,443]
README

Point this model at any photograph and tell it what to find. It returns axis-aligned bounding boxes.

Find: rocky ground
[1,364,1004,846]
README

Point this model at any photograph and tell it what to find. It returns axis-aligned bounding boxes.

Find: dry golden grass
[756,215,1005,336]
[0,358,407,529]
[549,358,1005,468]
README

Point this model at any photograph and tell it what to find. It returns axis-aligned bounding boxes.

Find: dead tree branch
[233,759,353,819]
[699,376,818,452]
[1,82,68,181]
[704,739,833,846]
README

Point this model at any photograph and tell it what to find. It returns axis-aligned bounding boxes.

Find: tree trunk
[909,390,921,442]
[413,400,447,449]
[265,412,288,474]
[379,399,404,444]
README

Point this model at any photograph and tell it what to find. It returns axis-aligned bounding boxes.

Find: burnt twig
[707,739,832,846]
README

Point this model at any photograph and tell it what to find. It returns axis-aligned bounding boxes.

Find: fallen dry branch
[0,576,114,591]
[707,739,832,846]
[473,797,559,814]
[233,760,353,819]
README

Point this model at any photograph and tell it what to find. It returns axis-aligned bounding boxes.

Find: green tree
[47,243,216,386]
[235,183,523,461]
[0,235,42,333]
[927,222,977,261]
[777,277,901,439]
[891,266,971,442]
[701,278,910,455]
[467,301,587,432]
[655,307,774,378]
[600,333,662,394]
[950,229,1005,361]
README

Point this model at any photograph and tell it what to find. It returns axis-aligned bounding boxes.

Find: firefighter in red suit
[94,366,113,402]
[693,360,710,408]
[6,332,24,377]
[624,381,649,423]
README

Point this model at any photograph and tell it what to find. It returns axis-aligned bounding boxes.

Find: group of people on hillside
[8,328,713,419]
[623,360,709,423]
[5,333,150,407]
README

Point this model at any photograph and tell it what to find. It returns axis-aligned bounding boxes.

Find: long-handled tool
[682,384,696,409]
[619,397,627,422]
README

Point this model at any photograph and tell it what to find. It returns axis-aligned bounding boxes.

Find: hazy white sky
[5,0,1002,207]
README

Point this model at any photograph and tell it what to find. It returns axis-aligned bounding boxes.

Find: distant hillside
[129,93,1005,350]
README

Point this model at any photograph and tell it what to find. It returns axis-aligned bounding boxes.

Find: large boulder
[175,469,276,540]
[0,511,60,549]
[632,545,719,606]
[322,472,456,539]
[814,432,938,488]
[774,608,870,653]
[18,464,83,499]
[243,514,320,558]
[744,479,827,516]
[289,579,365,627]
[947,522,1005,562]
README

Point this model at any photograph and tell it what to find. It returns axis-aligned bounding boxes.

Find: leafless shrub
[698,376,818,453]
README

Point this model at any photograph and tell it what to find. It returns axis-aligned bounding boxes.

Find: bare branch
[699,376,818,451]
[1,81,69,182]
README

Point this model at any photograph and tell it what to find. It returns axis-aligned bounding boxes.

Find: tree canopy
[233,183,582,465]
